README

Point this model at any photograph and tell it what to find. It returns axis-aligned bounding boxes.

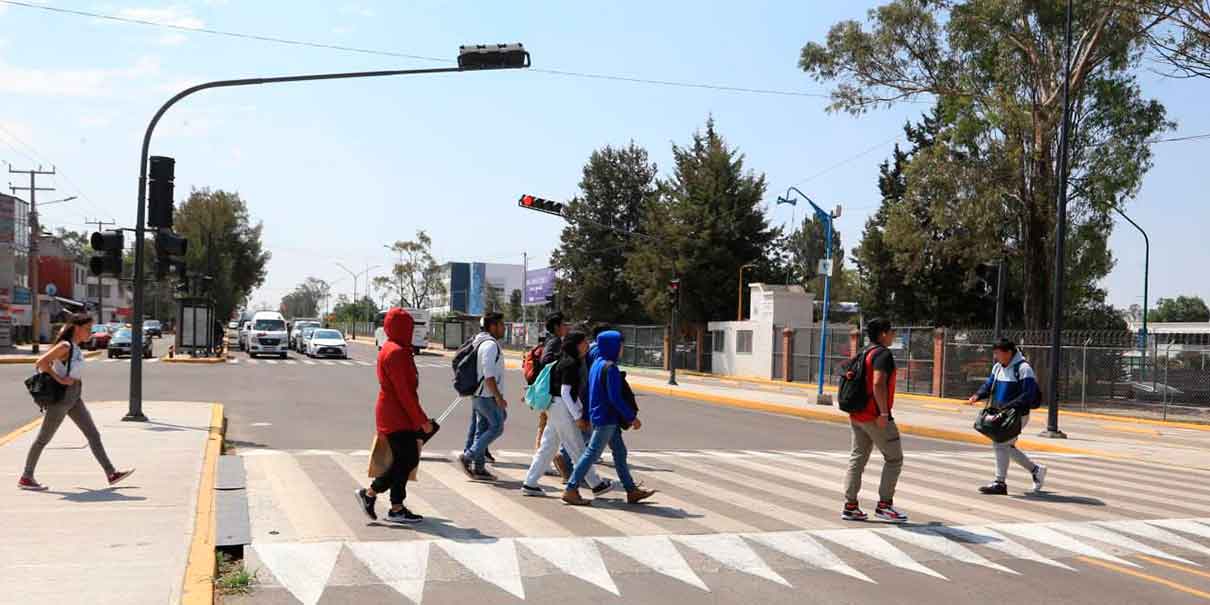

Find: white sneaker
[1032,465,1047,492]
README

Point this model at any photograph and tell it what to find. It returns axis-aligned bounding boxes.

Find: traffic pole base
[816,393,834,406]
[1037,429,1068,439]
[122,413,149,422]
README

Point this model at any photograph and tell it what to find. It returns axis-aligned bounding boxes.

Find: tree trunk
[1022,121,1055,330]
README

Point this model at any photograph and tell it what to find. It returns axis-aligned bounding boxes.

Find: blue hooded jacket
[974,351,1040,411]
[587,331,634,427]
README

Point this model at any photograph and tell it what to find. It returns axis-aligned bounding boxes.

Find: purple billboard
[524,267,555,305]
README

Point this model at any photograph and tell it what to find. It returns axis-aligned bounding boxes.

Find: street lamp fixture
[737,263,755,321]
[777,187,842,406]
[125,43,531,421]
[40,195,78,207]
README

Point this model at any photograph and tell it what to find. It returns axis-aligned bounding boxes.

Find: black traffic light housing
[155,228,188,257]
[458,43,530,70]
[667,277,681,306]
[518,194,566,217]
[148,156,175,229]
[88,230,124,277]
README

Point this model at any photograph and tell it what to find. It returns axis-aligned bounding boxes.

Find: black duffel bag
[24,343,72,410]
[974,404,1023,443]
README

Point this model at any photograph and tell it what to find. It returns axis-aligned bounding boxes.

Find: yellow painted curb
[628,382,1120,459]
[181,403,224,605]
[0,416,43,448]
[0,349,105,364]
[161,356,229,364]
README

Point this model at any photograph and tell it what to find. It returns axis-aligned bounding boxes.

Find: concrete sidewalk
[0,400,221,605]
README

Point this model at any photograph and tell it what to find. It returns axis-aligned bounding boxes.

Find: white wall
[707,320,776,379]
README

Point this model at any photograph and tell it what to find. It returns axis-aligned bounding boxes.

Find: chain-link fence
[892,326,935,395]
[616,324,665,369]
[942,329,1210,421]
[778,324,855,386]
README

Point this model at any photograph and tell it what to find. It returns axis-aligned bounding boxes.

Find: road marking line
[878,527,1018,574]
[814,528,947,580]
[1049,522,1197,565]
[253,541,343,605]
[339,360,355,366]
[934,525,1073,570]
[1148,519,1210,541]
[1136,554,1210,581]
[596,535,710,591]
[422,460,573,537]
[285,360,297,365]
[518,537,620,596]
[247,359,259,365]
[265,360,278,365]
[993,523,1138,567]
[744,531,873,583]
[357,361,373,367]
[1076,556,1210,601]
[923,404,964,413]
[672,533,790,586]
[1101,423,1162,437]
[251,454,358,542]
[487,464,670,536]
[228,358,239,364]
[322,361,335,366]
[0,416,43,448]
[303,360,316,365]
[1099,520,1210,558]
[325,454,453,540]
[436,539,526,599]
[347,541,429,605]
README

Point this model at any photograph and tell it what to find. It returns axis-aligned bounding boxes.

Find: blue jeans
[464,397,506,469]
[566,424,636,492]
[464,407,480,452]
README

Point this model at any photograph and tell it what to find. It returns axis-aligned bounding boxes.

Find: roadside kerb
[0,349,105,365]
[182,403,226,605]
[162,355,230,364]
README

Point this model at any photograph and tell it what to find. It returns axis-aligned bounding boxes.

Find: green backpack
[524,363,554,411]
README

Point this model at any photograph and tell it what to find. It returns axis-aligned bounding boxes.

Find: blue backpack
[524,363,554,411]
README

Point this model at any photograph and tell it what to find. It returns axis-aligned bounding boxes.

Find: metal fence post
[1163,341,1175,421]
[1081,337,1091,411]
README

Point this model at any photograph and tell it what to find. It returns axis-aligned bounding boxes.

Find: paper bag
[367,433,425,482]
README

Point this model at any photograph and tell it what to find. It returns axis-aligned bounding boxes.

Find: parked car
[238,321,252,351]
[108,328,153,359]
[297,326,318,352]
[144,319,163,338]
[247,311,289,358]
[86,325,112,350]
[290,319,321,351]
[305,328,349,359]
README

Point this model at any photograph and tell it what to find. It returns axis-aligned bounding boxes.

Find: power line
[0,0,840,100]
[0,122,116,222]
[791,134,903,187]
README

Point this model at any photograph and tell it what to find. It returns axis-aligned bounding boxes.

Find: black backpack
[837,345,880,413]
[452,336,499,396]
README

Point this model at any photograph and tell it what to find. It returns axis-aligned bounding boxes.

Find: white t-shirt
[51,342,84,380]
[474,334,504,398]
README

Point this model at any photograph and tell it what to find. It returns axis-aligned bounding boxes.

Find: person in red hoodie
[355,308,432,524]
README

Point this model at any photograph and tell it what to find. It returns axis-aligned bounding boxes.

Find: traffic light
[667,278,681,306]
[155,228,188,257]
[88,230,124,277]
[148,155,175,229]
[518,194,566,217]
[457,43,530,70]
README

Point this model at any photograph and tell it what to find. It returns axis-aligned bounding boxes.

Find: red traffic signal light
[517,194,565,217]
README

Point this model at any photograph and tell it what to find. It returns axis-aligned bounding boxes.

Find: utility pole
[85,218,116,323]
[993,259,1007,342]
[9,166,55,352]
[522,252,528,346]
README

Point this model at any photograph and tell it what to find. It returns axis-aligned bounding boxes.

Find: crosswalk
[232,447,1210,604]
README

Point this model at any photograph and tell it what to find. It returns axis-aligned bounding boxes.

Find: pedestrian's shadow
[1014,492,1104,506]
[591,497,703,521]
[369,517,496,542]
[41,486,146,503]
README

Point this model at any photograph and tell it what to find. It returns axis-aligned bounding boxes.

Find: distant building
[426,261,523,316]
[708,283,817,379]
[0,193,31,343]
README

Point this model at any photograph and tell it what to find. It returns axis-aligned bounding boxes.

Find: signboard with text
[524,268,555,305]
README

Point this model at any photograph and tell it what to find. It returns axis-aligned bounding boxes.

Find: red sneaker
[17,476,48,491]
[107,469,135,486]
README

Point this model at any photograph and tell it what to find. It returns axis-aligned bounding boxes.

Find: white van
[374,308,430,351]
[247,311,289,358]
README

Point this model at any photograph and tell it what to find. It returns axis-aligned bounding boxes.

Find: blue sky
[1,1,1206,316]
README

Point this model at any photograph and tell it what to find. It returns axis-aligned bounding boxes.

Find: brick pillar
[782,327,794,382]
[695,326,705,372]
[849,328,861,356]
[663,327,671,371]
[932,327,945,398]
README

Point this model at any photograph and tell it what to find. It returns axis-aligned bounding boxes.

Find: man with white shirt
[458,312,508,481]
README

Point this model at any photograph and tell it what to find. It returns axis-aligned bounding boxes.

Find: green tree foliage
[625,118,779,324]
[1144,2,1210,78]
[777,213,852,307]
[1151,296,1210,322]
[279,277,329,319]
[800,1,1172,328]
[54,228,91,264]
[484,285,504,314]
[506,288,523,322]
[382,230,445,308]
[174,188,271,324]
[330,295,378,324]
[550,142,656,323]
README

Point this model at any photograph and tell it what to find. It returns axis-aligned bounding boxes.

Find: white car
[290,319,321,351]
[237,321,251,351]
[374,308,430,351]
[247,311,289,358]
[305,329,348,359]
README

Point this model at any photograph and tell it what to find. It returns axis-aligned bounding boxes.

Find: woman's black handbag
[24,344,72,410]
[974,404,1023,443]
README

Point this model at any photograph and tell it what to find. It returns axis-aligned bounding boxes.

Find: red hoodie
[375,308,428,434]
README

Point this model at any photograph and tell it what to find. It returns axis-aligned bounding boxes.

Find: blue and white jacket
[974,352,1040,411]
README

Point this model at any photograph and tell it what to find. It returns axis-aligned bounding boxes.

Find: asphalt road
[6,339,1210,604]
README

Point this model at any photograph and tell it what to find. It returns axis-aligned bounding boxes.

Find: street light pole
[737,263,755,321]
[778,187,841,405]
[125,45,530,421]
[1112,206,1149,345]
[1042,0,1074,439]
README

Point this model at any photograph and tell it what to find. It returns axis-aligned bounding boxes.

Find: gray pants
[994,414,1036,482]
[23,382,115,478]
[843,418,904,504]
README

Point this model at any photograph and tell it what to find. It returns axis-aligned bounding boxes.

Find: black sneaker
[520,484,544,497]
[354,488,377,520]
[384,507,423,524]
[979,481,1008,495]
[841,503,868,521]
[591,479,615,496]
[469,467,497,482]
[456,453,474,478]
[484,450,496,464]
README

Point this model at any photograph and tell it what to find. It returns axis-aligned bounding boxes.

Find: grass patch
[215,552,257,596]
